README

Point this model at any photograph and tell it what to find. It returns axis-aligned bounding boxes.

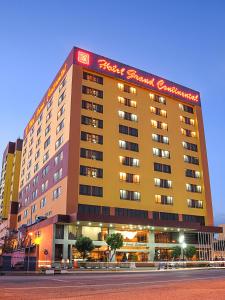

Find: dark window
[183,214,205,225]
[81,131,103,145]
[102,206,110,216]
[82,100,103,113]
[153,211,160,220]
[183,104,194,114]
[154,163,171,173]
[18,214,21,222]
[115,208,147,219]
[80,165,103,178]
[81,115,103,128]
[80,148,103,161]
[183,141,198,152]
[55,224,64,239]
[83,72,103,84]
[82,86,103,98]
[160,212,178,221]
[184,155,199,165]
[78,204,101,216]
[119,125,138,137]
[79,185,103,197]
[185,169,200,178]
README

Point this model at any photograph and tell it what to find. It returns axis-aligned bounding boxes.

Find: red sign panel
[74,48,200,105]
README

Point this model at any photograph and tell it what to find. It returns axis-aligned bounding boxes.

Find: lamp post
[179,234,187,261]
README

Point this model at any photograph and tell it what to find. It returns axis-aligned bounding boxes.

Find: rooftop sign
[75,48,200,105]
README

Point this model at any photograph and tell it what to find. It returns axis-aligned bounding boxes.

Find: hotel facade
[15,47,221,264]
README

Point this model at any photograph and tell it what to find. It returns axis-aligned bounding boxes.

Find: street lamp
[179,235,187,261]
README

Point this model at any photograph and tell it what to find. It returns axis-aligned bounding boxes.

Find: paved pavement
[1,269,225,299]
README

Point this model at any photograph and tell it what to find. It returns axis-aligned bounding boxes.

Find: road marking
[51,279,69,282]
[3,275,225,290]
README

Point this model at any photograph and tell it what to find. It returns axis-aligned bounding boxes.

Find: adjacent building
[14,47,221,264]
[0,139,23,249]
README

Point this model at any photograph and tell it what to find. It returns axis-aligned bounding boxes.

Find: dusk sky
[1,1,225,224]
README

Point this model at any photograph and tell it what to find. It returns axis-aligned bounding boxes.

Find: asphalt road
[1,269,225,299]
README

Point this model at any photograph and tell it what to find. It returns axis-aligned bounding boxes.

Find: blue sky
[1,0,225,224]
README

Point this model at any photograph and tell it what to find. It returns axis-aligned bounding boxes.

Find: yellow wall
[78,71,210,223]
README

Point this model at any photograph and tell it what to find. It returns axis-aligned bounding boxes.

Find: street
[1,269,225,299]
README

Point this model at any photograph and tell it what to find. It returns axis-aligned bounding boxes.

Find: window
[119,156,139,167]
[154,162,171,173]
[79,185,103,197]
[45,124,51,136]
[24,209,28,218]
[153,147,170,158]
[81,131,103,144]
[53,187,61,199]
[119,172,140,183]
[41,180,48,193]
[80,148,103,161]
[27,159,32,169]
[59,77,66,92]
[43,151,49,163]
[42,165,49,177]
[149,93,166,105]
[47,98,52,110]
[37,126,41,136]
[35,150,40,161]
[151,120,168,131]
[56,120,64,134]
[183,214,205,225]
[55,224,64,239]
[34,163,39,173]
[119,140,139,152]
[184,155,199,165]
[31,204,37,213]
[118,96,137,108]
[46,111,52,122]
[181,128,196,138]
[154,178,172,188]
[32,189,38,200]
[160,212,178,221]
[83,72,103,84]
[119,125,138,137]
[81,100,103,113]
[37,113,43,125]
[57,105,65,120]
[58,91,66,106]
[40,197,47,208]
[182,141,198,152]
[150,106,167,117]
[180,116,195,126]
[80,165,103,178]
[118,83,136,94]
[187,199,203,209]
[55,135,63,149]
[185,169,201,178]
[54,168,63,182]
[179,104,194,114]
[155,195,173,205]
[115,208,147,219]
[36,137,41,148]
[33,175,38,186]
[44,136,51,149]
[55,151,63,165]
[81,115,103,128]
[186,183,202,193]
[82,85,103,98]
[120,189,140,201]
[118,110,138,122]
[152,133,169,144]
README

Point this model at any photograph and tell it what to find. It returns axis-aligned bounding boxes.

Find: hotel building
[16,47,221,264]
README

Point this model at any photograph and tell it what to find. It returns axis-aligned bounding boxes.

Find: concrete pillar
[148,230,155,261]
